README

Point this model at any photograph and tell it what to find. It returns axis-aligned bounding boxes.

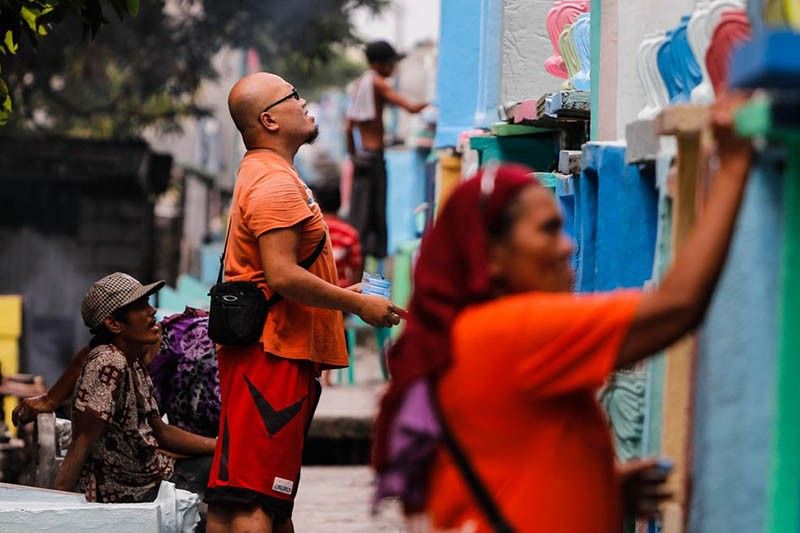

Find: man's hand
[12,394,55,426]
[346,282,363,293]
[618,459,673,518]
[357,295,406,328]
[150,415,217,456]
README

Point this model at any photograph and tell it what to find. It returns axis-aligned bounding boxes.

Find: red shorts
[205,344,320,522]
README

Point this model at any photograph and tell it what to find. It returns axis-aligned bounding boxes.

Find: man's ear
[103,316,123,335]
[259,111,280,133]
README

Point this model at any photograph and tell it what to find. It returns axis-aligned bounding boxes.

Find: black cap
[365,40,406,64]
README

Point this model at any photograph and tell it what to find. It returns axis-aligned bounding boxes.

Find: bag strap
[433,385,515,533]
[264,235,328,307]
[216,215,327,289]
[216,220,233,286]
[299,234,328,269]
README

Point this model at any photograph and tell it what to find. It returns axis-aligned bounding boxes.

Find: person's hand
[357,295,406,328]
[618,458,673,518]
[346,282,363,293]
[710,91,753,168]
[12,394,55,426]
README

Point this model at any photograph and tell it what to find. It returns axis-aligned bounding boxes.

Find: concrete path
[309,341,387,439]
[295,337,404,531]
[293,466,403,532]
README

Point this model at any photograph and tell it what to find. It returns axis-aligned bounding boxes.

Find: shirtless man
[345,40,427,259]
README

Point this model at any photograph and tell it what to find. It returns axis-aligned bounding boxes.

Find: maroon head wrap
[373,163,539,469]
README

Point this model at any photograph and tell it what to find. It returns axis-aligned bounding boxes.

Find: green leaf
[127,0,139,16]
[20,5,50,37]
[21,6,40,31]
[3,30,19,54]
[37,13,51,37]
[0,79,12,127]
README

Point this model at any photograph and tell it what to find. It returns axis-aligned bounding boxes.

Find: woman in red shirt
[374,95,753,531]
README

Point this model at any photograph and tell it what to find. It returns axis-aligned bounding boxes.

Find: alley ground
[294,467,403,532]
[294,332,404,532]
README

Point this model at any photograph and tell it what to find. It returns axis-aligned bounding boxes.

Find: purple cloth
[147,307,220,437]
[374,378,442,512]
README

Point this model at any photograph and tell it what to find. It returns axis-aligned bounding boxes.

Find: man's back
[349,69,387,152]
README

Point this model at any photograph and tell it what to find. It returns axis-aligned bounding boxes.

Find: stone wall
[0,138,170,385]
[501,0,563,103]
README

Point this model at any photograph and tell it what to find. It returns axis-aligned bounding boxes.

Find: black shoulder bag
[433,387,515,533]
[208,223,326,346]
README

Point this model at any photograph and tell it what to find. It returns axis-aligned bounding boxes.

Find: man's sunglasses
[262,89,300,113]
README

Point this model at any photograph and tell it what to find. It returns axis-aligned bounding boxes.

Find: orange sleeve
[242,171,313,238]
[452,291,642,398]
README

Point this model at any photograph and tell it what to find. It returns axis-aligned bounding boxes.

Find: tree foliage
[1,0,387,136]
[0,0,140,124]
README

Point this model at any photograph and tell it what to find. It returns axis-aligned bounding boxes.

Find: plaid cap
[81,272,165,330]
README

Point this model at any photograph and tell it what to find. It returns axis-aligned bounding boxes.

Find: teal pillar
[736,95,800,533]
[590,0,601,140]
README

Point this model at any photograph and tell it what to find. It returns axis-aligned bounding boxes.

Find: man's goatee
[305,126,320,145]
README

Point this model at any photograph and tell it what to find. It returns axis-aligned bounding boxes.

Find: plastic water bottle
[362,272,391,298]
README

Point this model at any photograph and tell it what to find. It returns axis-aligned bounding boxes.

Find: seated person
[53,272,216,503]
[14,308,221,439]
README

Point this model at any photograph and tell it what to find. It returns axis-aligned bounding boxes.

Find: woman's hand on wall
[711,91,753,169]
[618,458,673,518]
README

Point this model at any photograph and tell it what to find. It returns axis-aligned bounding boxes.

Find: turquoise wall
[434,0,502,148]
[574,144,658,294]
[576,143,659,466]
[689,158,783,532]
[386,148,428,254]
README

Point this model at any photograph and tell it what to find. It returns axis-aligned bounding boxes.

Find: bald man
[206,73,404,533]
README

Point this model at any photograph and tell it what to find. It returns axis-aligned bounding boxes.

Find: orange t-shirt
[426,290,642,533]
[224,149,348,368]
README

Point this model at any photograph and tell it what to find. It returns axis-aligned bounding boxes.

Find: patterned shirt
[73,344,174,503]
[325,214,363,287]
